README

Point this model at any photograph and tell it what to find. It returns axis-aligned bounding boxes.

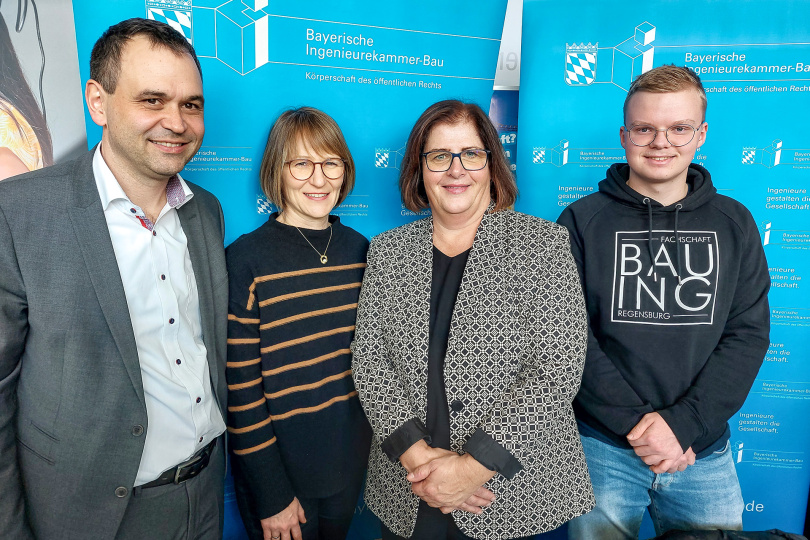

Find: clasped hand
[401,441,496,515]
[627,412,696,474]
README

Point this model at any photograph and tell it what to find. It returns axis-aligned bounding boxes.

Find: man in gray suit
[0,18,228,540]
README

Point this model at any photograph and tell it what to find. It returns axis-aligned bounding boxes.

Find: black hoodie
[557,163,770,456]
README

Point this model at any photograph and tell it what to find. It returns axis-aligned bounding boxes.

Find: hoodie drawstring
[643,197,684,283]
[643,198,657,281]
[674,203,683,284]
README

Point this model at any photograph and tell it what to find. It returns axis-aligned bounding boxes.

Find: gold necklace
[294,224,332,264]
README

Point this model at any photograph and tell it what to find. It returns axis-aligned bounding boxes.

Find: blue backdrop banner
[517,0,809,535]
[72,0,507,243]
[71,1,508,538]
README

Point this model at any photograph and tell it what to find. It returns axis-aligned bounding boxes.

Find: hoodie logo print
[611,230,719,325]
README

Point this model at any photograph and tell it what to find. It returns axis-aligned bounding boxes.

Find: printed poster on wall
[1,0,86,178]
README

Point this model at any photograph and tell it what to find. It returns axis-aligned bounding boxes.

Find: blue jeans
[568,435,743,540]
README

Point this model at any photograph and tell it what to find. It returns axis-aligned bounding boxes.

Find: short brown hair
[624,65,707,123]
[399,100,517,213]
[259,107,355,210]
[90,18,201,94]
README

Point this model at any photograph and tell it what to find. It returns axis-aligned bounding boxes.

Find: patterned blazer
[351,208,595,539]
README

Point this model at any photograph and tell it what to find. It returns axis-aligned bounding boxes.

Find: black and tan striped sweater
[226,213,371,519]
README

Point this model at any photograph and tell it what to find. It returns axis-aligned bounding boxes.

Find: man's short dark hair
[89,18,202,93]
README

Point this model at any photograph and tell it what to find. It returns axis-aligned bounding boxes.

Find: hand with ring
[260,497,306,540]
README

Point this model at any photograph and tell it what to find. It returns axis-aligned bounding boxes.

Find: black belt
[139,439,216,489]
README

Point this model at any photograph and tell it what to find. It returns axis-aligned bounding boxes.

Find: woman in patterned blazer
[351,100,595,540]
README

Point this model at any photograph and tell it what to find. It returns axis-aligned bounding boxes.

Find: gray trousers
[115,439,225,540]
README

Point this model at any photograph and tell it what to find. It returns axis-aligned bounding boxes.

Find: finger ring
[272,536,280,539]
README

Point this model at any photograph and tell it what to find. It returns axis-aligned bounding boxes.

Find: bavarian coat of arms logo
[374,149,390,168]
[146,0,193,42]
[565,43,598,86]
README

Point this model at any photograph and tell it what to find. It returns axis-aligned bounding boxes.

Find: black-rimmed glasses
[624,123,703,147]
[285,158,345,180]
[421,149,490,172]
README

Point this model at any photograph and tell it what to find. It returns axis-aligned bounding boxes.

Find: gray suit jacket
[0,151,228,540]
[351,208,595,539]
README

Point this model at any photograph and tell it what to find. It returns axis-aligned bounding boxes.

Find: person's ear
[85,79,109,128]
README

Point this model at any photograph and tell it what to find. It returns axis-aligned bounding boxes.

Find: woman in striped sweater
[226,107,371,540]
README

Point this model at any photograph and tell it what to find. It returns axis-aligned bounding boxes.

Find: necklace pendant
[292,223,331,266]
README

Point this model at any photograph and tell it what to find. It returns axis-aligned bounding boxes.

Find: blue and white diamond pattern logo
[257,194,275,215]
[565,43,598,86]
[146,1,192,42]
[375,151,390,168]
[741,148,756,165]
[532,148,546,164]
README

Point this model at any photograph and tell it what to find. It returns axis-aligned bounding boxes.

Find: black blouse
[426,246,470,451]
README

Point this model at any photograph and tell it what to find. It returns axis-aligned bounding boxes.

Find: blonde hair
[624,65,707,122]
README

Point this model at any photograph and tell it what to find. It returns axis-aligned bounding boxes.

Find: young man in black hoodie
[558,65,770,539]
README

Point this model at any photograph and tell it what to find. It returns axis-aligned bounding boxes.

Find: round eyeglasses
[421,149,491,172]
[624,123,703,147]
[285,158,345,180]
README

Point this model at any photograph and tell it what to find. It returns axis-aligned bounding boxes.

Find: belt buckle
[173,453,203,484]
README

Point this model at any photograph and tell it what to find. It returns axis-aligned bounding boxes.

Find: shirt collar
[92,144,194,211]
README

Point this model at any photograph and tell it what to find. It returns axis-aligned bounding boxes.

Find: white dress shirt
[92,147,226,486]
